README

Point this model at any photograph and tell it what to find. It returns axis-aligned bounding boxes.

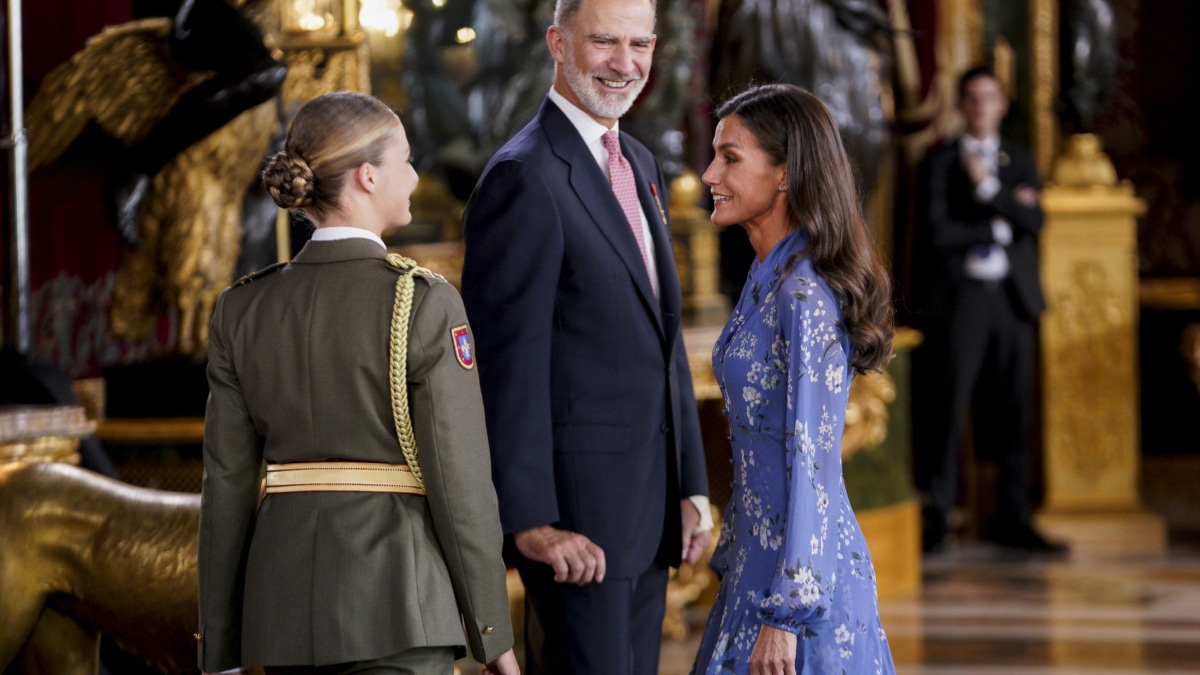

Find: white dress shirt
[960,134,1012,281]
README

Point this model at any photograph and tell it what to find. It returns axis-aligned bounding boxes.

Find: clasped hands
[962,153,1038,207]
[514,500,713,585]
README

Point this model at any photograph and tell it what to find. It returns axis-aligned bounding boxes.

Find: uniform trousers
[914,278,1037,533]
[262,647,456,675]
[517,557,670,675]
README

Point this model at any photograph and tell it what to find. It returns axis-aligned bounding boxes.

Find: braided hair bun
[261,92,400,219]
[263,150,316,210]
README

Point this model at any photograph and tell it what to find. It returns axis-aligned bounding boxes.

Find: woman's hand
[483,648,520,675]
[750,623,797,675]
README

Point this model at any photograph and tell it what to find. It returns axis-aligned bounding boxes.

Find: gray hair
[553,0,657,34]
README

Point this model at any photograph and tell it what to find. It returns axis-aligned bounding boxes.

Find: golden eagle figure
[25,0,283,356]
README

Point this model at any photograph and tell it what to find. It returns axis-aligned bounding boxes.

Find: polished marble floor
[656,539,1200,674]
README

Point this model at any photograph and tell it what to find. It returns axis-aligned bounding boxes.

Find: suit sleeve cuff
[688,494,714,533]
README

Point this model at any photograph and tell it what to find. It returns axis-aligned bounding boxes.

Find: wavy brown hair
[262,92,398,221]
[716,83,894,373]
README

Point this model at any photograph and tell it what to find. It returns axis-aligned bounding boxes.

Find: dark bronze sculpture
[1058,0,1118,134]
[709,0,893,193]
[708,0,895,298]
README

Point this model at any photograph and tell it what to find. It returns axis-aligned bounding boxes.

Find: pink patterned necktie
[601,130,656,295]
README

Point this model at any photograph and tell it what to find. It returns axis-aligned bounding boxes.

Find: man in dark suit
[911,66,1066,555]
[461,0,711,672]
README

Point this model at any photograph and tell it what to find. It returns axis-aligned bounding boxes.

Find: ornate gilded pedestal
[1035,135,1167,556]
[0,405,94,465]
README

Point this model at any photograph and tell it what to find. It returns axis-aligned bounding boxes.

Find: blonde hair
[262,92,399,220]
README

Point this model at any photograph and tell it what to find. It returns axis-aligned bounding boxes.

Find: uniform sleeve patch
[451,324,475,369]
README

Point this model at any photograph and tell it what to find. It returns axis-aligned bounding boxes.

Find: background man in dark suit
[461,0,711,672]
[912,66,1066,556]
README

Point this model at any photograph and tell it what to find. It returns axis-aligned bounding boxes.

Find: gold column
[670,170,730,326]
[1035,135,1166,556]
[1030,0,1059,177]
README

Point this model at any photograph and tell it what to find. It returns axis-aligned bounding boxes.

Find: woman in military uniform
[197,92,518,675]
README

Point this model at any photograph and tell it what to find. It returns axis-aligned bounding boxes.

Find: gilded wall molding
[1031,0,1058,177]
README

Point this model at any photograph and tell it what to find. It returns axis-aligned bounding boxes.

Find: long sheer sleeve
[759,278,855,635]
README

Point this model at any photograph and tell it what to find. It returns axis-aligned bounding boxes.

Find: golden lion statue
[0,462,201,674]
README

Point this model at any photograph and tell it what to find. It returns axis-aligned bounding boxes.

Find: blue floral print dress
[691,229,895,675]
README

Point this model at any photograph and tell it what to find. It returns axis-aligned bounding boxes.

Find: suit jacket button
[483,626,494,635]
[660,423,670,434]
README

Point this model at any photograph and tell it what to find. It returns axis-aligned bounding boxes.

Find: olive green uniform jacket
[197,238,512,670]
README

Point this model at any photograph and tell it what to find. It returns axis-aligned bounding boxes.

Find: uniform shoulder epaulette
[235,261,287,286]
[385,253,445,283]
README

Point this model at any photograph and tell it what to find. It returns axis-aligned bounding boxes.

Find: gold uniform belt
[264,461,425,495]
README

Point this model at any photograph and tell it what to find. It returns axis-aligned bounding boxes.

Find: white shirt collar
[961,134,1000,155]
[548,86,619,148]
[310,226,386,250]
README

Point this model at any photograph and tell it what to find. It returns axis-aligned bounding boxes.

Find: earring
[777,184,786,192]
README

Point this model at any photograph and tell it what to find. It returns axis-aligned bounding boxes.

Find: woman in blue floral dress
[691,84,896,675]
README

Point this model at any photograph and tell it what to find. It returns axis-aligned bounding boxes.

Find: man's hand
[514,525,606,584]
[1013,184,1039,207]
[962,152,989,186]
[483,648,520,675]
[750,624,798,675]
[681,499,712,564]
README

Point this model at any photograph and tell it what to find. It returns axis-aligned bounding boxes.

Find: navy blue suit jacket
[461,97,708,578]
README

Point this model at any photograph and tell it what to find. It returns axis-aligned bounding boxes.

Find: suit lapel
[997,139,1015,188]
[540,101,664,338]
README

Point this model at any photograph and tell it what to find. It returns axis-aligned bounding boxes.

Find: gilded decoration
[0,462,202,674]
[280,37,370,106]
[0,405,95,465]
[843,370,897,460]
[1050,133,1118,187]
[1031,0,1059,176]
[24,0,372,356]
[24,2,287,356]
[670,169,728,324]
[1048,261,1130,484]
[663,506,720,640]
[0,437,82,465]
[110,101,279,354]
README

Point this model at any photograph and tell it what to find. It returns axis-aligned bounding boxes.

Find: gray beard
[563,58,647,121]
